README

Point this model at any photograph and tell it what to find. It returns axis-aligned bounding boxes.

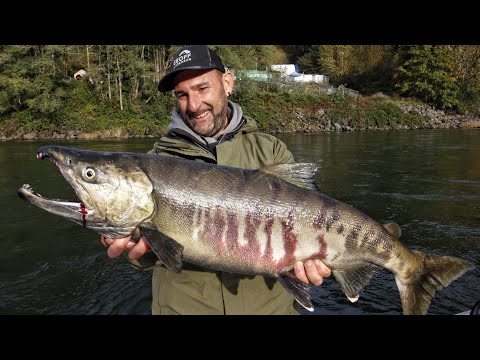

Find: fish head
[18,145,155,238]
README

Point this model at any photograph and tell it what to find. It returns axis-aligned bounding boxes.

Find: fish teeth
[21,184,34,193]
[21,184,42,197]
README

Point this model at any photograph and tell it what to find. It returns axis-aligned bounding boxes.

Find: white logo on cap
[173,49,192,69]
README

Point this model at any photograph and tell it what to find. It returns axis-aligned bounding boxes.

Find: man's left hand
[294,259,331,286]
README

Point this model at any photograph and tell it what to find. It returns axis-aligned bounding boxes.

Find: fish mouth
[18,183,95,226]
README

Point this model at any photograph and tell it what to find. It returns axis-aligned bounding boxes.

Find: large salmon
[18,146,475,314]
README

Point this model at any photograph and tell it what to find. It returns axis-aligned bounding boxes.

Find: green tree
[317,45,354,84]
[211,45,288,71]
[454,45,480,104]
[394,45,459,109]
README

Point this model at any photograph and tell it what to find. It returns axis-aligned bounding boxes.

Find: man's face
[173,69,233,138]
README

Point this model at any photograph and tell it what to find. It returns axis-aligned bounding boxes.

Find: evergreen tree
[454,45,480,104]
[395,45,459,109]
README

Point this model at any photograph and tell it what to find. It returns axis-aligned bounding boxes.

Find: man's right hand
[100,235,150,260]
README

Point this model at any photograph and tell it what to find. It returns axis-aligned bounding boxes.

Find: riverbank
[3,113,479,141]
[269,101,480,134]
[2,91,479,141]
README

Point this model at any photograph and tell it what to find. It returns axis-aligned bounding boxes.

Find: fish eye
[83,167,96,180]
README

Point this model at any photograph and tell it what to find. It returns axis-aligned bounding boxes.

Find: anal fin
[277,272,314,312]
[140,227,184,273]
[332,263,381,302]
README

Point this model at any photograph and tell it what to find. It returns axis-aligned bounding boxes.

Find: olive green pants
[151,265,300,315]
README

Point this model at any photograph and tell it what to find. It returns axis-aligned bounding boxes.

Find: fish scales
[151,162,329,274]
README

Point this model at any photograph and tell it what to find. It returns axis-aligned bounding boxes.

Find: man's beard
[184,96,228,137]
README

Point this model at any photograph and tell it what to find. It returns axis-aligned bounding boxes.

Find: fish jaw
[18,183,93,222]
[18,184,135,238]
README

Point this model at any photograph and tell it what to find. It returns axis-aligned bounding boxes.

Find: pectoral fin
[140,227,184,273]
[277,272,314,312]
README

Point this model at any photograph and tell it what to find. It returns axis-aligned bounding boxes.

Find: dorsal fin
[261,163,318,190]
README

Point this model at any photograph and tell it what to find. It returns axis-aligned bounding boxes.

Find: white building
[270,64,329,84]
[270,64,301,77]
[292,74,329,84]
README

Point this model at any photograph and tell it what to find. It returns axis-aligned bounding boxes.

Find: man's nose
[187,93,202,113]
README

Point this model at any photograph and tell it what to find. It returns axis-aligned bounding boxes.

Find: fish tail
[395,250,475,315]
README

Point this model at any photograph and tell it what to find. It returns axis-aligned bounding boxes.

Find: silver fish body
[18,146,475,314]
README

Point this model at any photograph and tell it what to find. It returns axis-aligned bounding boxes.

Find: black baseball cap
[157,45,226,92]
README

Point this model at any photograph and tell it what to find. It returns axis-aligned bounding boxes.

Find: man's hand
[294,259,331,286]
[100,235,150,260]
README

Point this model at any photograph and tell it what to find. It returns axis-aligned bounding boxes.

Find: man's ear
[223,71,234,96]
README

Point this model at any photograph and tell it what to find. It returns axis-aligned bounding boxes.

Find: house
[270,64,329,84]
[270,64,302,79]
[234,63,330,85]
[291,74,329,84]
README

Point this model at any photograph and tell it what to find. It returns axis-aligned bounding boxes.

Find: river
[1,129,479,315]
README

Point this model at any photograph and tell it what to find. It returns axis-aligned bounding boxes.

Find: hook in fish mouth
[18,183,94,224]
[18,182,129,238]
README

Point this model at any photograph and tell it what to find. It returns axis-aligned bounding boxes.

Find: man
[101,45,331,314]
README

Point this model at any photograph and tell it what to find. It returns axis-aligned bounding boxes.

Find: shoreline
[2,119,479,142]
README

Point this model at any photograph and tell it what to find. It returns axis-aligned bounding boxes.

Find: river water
[1,129,479,315]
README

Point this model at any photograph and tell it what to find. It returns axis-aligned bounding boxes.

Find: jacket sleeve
[272,137,295,164]
[147,138,188,158]
[147,140,167,155]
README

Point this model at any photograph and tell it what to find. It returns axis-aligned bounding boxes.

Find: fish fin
[261,163,319,191]
[382,222,402,239]
[131,227,143,241]
[332,263,381,302]
[470,300,480,315]
[278,272,314,312]
[395,251,475,315]
[140,227,184,273]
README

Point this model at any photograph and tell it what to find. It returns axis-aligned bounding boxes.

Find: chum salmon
[18,146,475,314]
